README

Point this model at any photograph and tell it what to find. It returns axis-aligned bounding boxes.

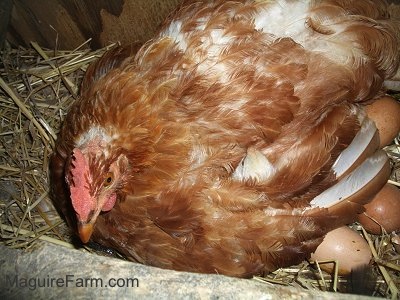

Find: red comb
[69,148,93,221]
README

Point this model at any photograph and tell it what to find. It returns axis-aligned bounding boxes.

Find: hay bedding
[0,41,399,297]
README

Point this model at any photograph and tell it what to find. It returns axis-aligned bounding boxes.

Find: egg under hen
[51,0,399,277]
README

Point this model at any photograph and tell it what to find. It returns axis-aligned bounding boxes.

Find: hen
[51,0,399,277]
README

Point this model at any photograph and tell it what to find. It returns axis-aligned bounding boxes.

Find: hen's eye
[103,172,114,187]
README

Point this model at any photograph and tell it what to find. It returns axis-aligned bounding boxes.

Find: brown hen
[51,0,399,277]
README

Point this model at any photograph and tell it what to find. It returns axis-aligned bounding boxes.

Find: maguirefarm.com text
[4,274,139,290]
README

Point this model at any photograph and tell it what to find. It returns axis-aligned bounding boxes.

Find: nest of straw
[0,42,399,297]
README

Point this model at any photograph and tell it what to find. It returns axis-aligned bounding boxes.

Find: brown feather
[51,0,399,277]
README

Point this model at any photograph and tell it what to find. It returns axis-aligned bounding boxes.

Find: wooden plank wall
[6,0,183,50]
[0,0,13,48]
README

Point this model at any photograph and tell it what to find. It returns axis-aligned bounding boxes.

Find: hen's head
[65,130,129,243]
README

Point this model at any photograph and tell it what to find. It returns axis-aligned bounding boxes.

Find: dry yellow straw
[0,77,54,149]
[361,227,398,300]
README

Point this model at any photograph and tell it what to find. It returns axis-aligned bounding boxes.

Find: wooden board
[0,242,369,299]
[6,0,182,50]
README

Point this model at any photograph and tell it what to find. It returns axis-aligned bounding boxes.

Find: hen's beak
[78,222,94,243]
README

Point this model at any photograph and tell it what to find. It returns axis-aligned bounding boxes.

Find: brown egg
[310,226,372,275]
[365,96,400,148]
[357,183,400,234]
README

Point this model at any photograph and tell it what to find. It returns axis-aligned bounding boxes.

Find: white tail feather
[309,150,389,209]
[332,113,379,179]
